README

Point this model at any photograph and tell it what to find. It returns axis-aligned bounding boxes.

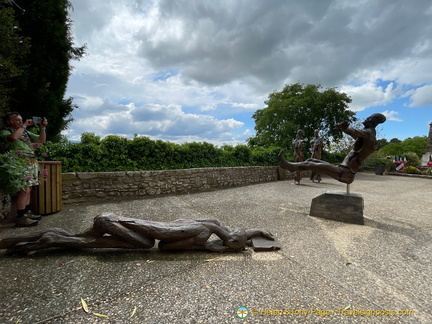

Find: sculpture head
[363,113,386,128]
[296,129,305,138]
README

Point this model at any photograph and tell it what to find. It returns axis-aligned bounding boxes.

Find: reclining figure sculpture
[0,213,274,254]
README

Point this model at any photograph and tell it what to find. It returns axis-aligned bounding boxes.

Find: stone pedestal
[309,191,364,225]
[421,151,432,166]
[277,167,287,180]
[422,122,432,166]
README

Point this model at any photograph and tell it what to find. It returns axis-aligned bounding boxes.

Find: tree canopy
[248,83,356,150]
[0,3,30,114]
[7,0,86,141]
[379,136,427,158]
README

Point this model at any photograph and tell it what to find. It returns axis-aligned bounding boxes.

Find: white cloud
[231,102,260,110]
[408,84,432,107]
[381,110,403,122]
[66,98,243,142]
[65,0,432,144]
[340,81,396,111]
[201,104,216,112]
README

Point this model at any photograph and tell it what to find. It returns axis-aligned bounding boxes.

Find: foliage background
[43,133,288,172]
[0,4,30,113]
[1,0,85,141]
[40,133,427,173]
[0,151,45,194]
[364,136,427,169]
[248,83,357,150]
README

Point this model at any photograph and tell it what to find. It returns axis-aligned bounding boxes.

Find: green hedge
[42,134,344,173]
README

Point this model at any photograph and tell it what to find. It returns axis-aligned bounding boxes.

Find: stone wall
[0,166,303,221]
[62,166,287,203]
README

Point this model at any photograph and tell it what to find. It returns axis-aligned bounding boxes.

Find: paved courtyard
[0,172,431,323]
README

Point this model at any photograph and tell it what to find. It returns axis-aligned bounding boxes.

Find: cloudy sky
[65,0,432,146]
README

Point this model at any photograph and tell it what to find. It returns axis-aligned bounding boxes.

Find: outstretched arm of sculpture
[336,120,376,141]
[0,213,275,254]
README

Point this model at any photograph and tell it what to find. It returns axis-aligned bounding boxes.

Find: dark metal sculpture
[292,129,305,185]
[0,213,275,254]
[309,129,323,183]
[279,113,386,184]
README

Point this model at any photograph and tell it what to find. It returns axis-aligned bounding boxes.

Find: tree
[400,137,427,157]
[248,83,356,150]
[377,138,389,149]
[379,136,427,158]
[389,138,402,144]
[8,0,86,141]
[81,132,101,145]
[0,2,30,117]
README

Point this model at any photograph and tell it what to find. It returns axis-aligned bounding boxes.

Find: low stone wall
[62,166,287,203]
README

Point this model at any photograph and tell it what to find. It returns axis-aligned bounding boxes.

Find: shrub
[363,152,389,168]
[379,136,427,157]
[0,151,47,194]
[81,132,101,145]
[405,166,421,174]
[321,151,345,164]
[43,133,360,172]
[402,152,420,167]
[44,134,286,172]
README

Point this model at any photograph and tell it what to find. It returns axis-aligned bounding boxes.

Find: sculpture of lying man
[0,213,275,254]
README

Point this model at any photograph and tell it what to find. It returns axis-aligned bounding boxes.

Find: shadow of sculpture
[0,213,275,254]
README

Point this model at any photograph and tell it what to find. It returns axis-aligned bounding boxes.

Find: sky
[65,0,432,146]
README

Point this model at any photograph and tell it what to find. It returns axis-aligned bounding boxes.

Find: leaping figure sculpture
[278,113,386,184]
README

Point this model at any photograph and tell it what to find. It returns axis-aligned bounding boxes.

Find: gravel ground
[0,172,430,323]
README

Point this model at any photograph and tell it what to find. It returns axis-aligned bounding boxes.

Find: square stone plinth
[309,191,364,225]
[250,236,282,251]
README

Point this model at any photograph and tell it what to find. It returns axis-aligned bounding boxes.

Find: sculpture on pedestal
[278,113,386,225]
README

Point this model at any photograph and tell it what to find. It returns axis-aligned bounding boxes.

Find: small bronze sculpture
[279,113,386,184]
[292,129,305,184]
[309,129,323,183]
[0,213,275,254]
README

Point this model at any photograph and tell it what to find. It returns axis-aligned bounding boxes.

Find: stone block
[309,191,364,225]
[250,236,282,251]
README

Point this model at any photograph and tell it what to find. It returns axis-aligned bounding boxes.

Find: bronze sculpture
[279,113,386,184]
[0,213,275,254]
[309,129,323,183]
[292,129,305,184]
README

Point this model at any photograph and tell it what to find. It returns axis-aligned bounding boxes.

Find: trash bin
[374,164,386,175]
[31,161,62,215]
